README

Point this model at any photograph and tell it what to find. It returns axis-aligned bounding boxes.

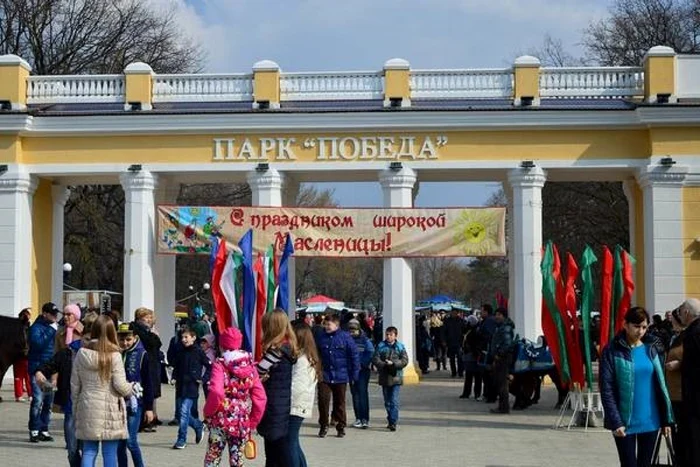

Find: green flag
[266,245,276,313]
[541,241,571,384]
[580,245,597,389]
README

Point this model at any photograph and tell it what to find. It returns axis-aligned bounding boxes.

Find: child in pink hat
[203,328,267,466]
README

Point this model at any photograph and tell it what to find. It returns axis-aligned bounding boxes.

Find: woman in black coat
[257,309,298,467]
[132,308,163,430]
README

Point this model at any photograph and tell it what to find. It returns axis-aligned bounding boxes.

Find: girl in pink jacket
[203,327,267,467]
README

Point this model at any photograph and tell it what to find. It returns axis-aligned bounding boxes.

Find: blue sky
[151,0,613,206]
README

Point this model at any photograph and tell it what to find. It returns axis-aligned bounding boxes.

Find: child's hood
[222,350,257,379]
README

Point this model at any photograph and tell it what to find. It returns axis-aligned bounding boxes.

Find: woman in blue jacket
[600,307,674,467]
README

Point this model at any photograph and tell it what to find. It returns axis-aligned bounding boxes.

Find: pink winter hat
[219,327,242,351]
[63,304,81,321]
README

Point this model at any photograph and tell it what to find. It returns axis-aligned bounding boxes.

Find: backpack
[208,359,255,437]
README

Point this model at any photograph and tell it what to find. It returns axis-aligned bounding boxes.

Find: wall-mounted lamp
[656,93,671,104]
[0,100,11,111]
[0,164,8,174]
[127,164,142,173]
[520,160,535,169]
[389,97,403,108]
[660,156,676,167]
[389,161,403,171]
[520,96,534,107]
[255,162,270,173]
[127,102,142,111]
[256,100,270,110]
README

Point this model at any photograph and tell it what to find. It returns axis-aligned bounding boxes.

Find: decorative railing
[27,75,125,104]
[280,71,384,100]
[152,74,254,102]
[410,69,514,98]
[539,67,644,98]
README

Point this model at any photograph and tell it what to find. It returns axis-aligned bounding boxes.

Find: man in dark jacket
[488,307,514,414]
[444,310,465,378]
[315,313,359,438]
[680,298,700,466]
[478,305,497,402]
[27,302,59,443]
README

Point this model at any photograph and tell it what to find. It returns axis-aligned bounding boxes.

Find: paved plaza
[0,372,617,467]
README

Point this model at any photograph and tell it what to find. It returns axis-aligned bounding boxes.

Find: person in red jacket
[203,327,267,467]
[14,308,32,402]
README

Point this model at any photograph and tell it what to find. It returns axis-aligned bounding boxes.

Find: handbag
[244,435,257,460]
[651,431,676,467]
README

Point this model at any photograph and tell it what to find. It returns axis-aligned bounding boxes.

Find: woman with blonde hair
[288,323,320,467]
[72,314,134,467]
[256,309,298,467]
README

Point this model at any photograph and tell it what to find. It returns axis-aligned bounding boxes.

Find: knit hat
[347,319,360,331]
[219,327,242,351]
[117,322,135,335]
[64,304,81,321]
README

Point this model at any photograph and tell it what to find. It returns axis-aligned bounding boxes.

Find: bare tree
[582,0,699,65]
[525,33,585,67]
[0,0,203,73]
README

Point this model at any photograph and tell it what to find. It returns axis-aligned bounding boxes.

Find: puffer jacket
[28,316,57,374]
[351,332,375,370]
[316,329,359,384]
[599,332,674,431]
[488,318,515,362]
[372,340,409,387]
[71,346,133,441]
[257,344,295,440]
[290,354,317,419]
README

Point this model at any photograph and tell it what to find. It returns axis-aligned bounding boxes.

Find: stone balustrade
[539,66,644,98]
[27,75,125,104]
[410,68,513,98]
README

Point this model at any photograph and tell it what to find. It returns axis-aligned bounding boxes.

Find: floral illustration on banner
[452,209,503,256]
[163,207,225,254]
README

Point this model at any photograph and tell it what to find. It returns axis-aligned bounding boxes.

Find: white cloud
[145,0,611,73]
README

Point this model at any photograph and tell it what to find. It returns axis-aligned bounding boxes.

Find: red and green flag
[579,245,597,389]
[564,252,585,387]
[614,247,635,333]
[541,241,571,385]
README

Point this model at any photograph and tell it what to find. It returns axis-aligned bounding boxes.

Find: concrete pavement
[0,372,618,466]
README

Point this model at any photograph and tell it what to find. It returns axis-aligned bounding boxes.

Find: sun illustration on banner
[452,209,503,256]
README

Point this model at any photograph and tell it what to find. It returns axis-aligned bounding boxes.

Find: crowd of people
[10,296,700,467]
[13,303,409,467]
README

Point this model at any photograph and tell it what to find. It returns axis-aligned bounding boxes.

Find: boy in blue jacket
[348,319,374,429]
[372,326,409,432]
[117,323,154,467]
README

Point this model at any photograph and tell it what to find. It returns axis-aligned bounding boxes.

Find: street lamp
[63,263,72,273]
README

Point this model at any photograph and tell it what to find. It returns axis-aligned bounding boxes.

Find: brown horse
[0,315,29,402]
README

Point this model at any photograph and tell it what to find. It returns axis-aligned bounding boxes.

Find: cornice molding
[119,171,157,192]
[246,169,284,191]
[636,165,689,188]
[507,167,546,188]
[379,167,417,189]
[0,172,37,194]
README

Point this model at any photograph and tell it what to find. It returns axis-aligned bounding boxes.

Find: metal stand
[554,389,605,432]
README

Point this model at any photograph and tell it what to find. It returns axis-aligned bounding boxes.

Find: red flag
[211,238,232,333]
[253,255,267,361]
[565,253,585,387]
[599,246,614,352]
[553,245,575,386]
[542,245,567,386]
[614,250,635,333]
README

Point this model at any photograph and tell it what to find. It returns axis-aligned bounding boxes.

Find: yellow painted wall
[20,129,652,164]
[683,187,700,298]
[31,178,53,311]
[0,64,29,105]
[514,67,540,98]
[125,74,152,105]
[633,183,645,307]
[644,56,675,98]
[0,135,22,163]
[254,71,280,103]
[649,128,700,155]
[385,69,410,99]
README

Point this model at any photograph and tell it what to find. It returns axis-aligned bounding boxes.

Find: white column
[503,183,515,308]
[120,171,157,323]
[154,180,177,343]
[0,170,37,316]
[51,185,70,307]
[379,167,419,384]
[622,179,638,305]
[247,168,289,311]
[636,165,688,312]
[508,167,546,341]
